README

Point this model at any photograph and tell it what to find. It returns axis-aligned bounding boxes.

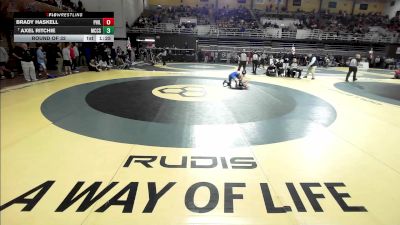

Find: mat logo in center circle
[188,65,215,69]
[159,86,206,97]
[152,84,229,102]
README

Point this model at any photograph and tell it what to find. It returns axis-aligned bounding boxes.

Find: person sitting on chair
[266,59,277,76]
[98,58,111,70]
[276,58,284,77]
[88,59,101,72]
[288,58,302,78]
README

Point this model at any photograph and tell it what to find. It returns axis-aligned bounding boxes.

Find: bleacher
[130,5,399,45]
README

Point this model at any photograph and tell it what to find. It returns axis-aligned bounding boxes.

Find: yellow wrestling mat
[1,67,400,225]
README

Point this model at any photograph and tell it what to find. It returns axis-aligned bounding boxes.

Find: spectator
[12,44,24,75]
[62,43,72,75]
[55,0,62,9]
[84,45,91,65]
[70,43,76,70]
[160,49,167,65]
[126,47,132,61]
[115,55,124,66]
[36,44,49,77]
[98,57,111,70]
[215,7,257,29]
[15,44,37,82]
[73,43,80,68]
[78,44,86,66]
[288,58,302,78]
[111,46,117,64]
[303,53,317,80]
[56,43,63,75]
[88,59,101,72]
[0,45,14,79]
[393,69,400,79]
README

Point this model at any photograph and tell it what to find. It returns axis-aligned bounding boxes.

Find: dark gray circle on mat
[41,76,337,148]
[335,82,400,106]
[85,78,296,125]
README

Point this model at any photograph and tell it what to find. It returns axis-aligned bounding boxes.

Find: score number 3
[103,26,114,34]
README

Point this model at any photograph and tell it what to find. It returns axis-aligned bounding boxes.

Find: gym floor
[1,63,399,225]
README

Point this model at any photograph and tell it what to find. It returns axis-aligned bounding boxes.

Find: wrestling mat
[1,63,399,225]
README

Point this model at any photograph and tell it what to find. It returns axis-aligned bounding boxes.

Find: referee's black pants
[252,60,258,73]
[238,61,246,71]
[162,56,166,65]
[346,66,357,81]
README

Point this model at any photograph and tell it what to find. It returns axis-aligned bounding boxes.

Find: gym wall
[384,0,400,19]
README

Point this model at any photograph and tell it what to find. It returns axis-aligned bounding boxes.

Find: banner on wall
[396,47,400,55]
[293,0,301,6]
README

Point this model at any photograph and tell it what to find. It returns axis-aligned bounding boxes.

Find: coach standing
[14,44,37,82]
[303,53,317,80]
[238,49,247,72]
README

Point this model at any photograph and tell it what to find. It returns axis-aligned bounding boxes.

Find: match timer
[14,12,115,42]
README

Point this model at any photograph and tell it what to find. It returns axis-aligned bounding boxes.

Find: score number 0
[102,18,114,26]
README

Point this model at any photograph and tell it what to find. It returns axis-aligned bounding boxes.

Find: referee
[346,54,360,82]
[238,49,248,72]
[252,51,259,74]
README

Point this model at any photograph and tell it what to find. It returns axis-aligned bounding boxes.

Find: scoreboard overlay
[14,12,114,42]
